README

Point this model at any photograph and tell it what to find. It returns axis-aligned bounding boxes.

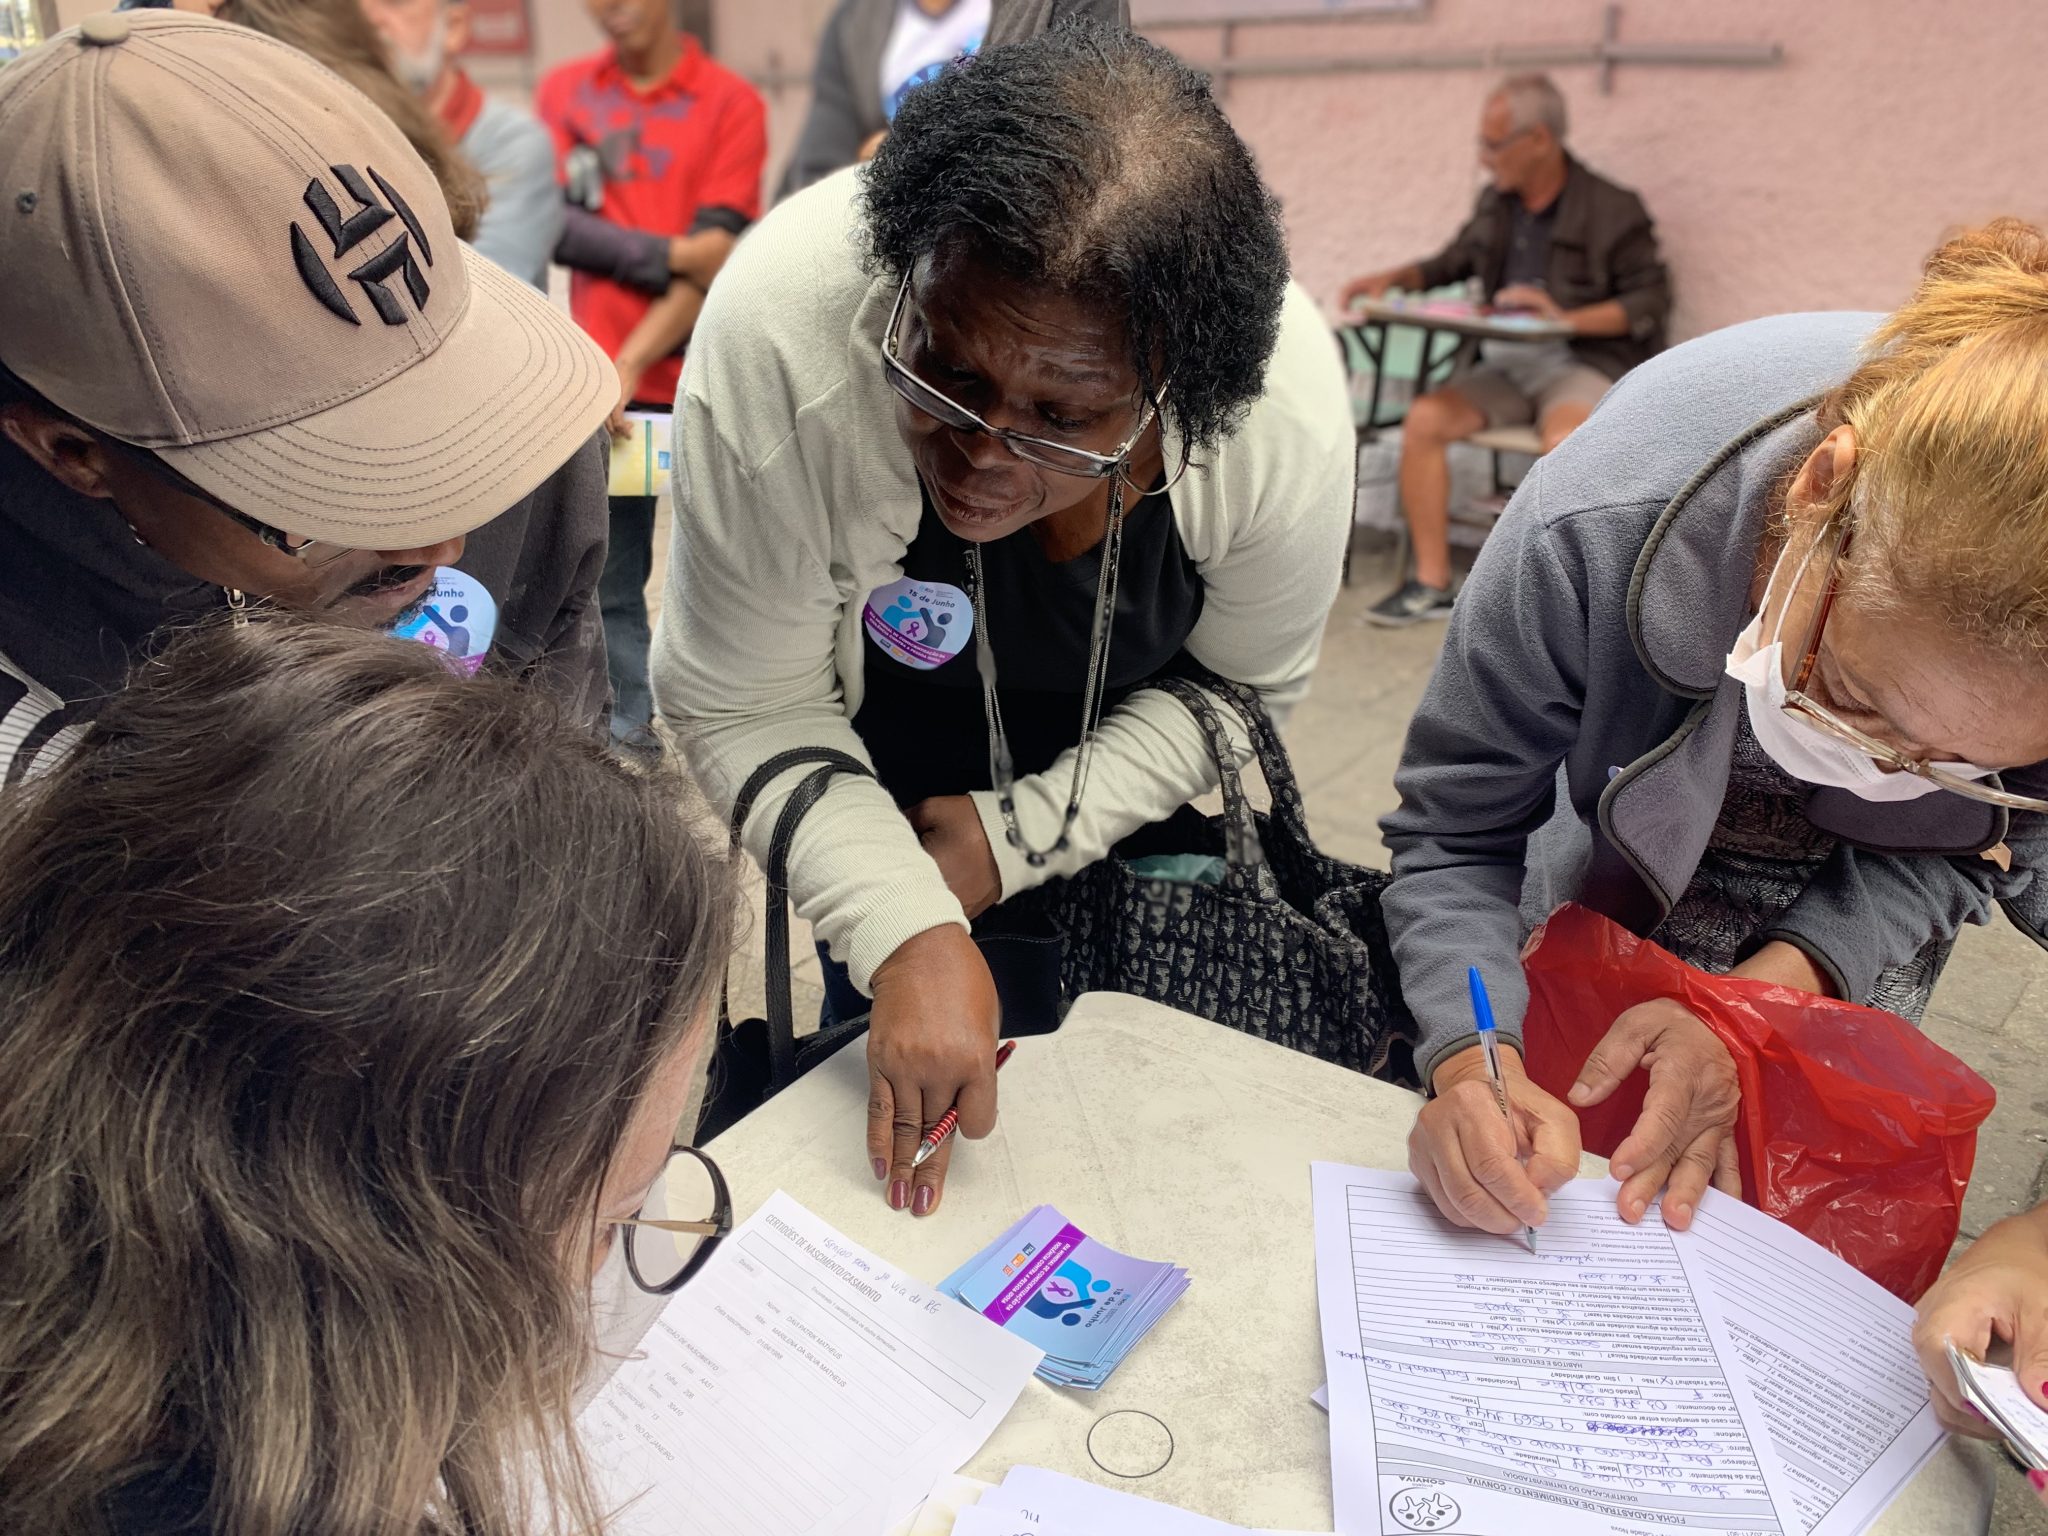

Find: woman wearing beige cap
[0,10,617,777]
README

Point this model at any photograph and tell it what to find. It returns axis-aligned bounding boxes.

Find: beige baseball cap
[0,10,614,548]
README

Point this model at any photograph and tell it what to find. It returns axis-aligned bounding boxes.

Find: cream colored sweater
[652,168,1354,991]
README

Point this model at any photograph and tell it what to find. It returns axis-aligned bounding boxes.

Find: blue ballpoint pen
[1467,965,1540,1254]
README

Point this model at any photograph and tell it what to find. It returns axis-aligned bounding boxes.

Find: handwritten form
[1686,1191,1943,1536]
[1948,1351,2048,1471]
[1314,1164,1795,1536]
[580,1191,1043,1536]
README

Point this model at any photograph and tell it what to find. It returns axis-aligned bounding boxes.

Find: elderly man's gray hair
[1493,73,1567,141]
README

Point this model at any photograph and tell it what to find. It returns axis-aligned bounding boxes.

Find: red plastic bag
[1519,902,1996,1302]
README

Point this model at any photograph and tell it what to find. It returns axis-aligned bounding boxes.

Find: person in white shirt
[775,0,1126,196]
[655,26,1355,1220]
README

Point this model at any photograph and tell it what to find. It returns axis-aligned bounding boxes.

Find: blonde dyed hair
[0,621,731,1536]
[1820,218,2048,653]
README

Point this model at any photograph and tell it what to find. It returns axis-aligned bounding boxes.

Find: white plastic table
[690,993,1993,1533]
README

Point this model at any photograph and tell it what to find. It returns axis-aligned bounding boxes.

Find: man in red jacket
[537,0,766,747]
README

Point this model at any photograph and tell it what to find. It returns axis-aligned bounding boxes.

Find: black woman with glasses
[655,24,1355,1223]
[1387,220,2048,1245]
[0,619,736,1536]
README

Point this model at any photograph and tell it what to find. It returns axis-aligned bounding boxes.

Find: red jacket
[536,38,766,406]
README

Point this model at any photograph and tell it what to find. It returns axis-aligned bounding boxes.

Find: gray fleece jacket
[1381,311,2048,1084]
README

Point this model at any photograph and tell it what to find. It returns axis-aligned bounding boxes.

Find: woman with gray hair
[0,620,734,1535]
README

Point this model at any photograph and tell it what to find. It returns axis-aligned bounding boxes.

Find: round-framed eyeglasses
[615,1144,733,1295]
[880,272,1162,481]
[1778,514,2048,814]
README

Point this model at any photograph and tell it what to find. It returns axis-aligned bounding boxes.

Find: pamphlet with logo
[940,1205,1188,1390]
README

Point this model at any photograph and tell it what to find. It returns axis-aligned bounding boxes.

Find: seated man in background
[537,0,766,751]
[1343,73,1669,627]
[362,0,564,289]
[0,10,615,779]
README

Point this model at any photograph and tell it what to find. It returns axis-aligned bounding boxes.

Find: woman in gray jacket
[1387,222,2048,1241]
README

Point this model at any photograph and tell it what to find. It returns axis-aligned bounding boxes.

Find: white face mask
[1724,540,1998,801]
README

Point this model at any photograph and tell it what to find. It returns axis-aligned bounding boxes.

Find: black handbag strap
[760,761,870,1086]
[1151,670,1334,893]
[717,746,877,1088]
[727,745,874,853]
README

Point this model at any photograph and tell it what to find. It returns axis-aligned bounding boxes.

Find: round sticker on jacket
[388,567,498,675]
[862,577,971,671]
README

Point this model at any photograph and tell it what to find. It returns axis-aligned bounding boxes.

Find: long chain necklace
[963,476,1129,869]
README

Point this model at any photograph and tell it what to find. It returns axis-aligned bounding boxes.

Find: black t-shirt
[0,431,615,787]
[1497,193,1559,295]
[851,482,1204,808]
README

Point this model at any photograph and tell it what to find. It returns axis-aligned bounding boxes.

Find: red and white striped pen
[911,1040,1017,1167]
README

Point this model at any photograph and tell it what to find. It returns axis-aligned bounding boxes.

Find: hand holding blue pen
[1467,966,1540,1254]
[1407,966,1578,1240]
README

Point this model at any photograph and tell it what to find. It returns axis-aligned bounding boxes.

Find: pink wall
[690,0,2048,341]
[53,0,2045,341]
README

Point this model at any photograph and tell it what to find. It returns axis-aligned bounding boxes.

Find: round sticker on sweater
[388,567,497,675]
[862,577,971,671]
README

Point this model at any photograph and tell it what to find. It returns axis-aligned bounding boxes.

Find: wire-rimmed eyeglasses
[94,430,348,566]
[880,272,1161,481]
[1779,514,2048,814]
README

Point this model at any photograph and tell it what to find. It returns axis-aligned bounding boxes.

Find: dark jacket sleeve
[1413,194,1496,292]
[1764,795,2048,1002]
[1762,849,1999,1003]
[776,1,872,201]
[553,205,674,296]
[1379,458,1592,1083]
[1604,190,1672,348]
[467,431,614,736]
[988,0,1129,44]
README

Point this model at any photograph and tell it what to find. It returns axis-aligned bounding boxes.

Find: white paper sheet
[1686,1190,1946,1535]
[884,1474,997,1536]
[579,1191,1043,1535]
[1949,1350,2048,1471]
[957,1465,1326,1535]
[1313,1163,1796,1536]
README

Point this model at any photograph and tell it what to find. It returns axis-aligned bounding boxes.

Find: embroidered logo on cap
[289,164,434,327]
